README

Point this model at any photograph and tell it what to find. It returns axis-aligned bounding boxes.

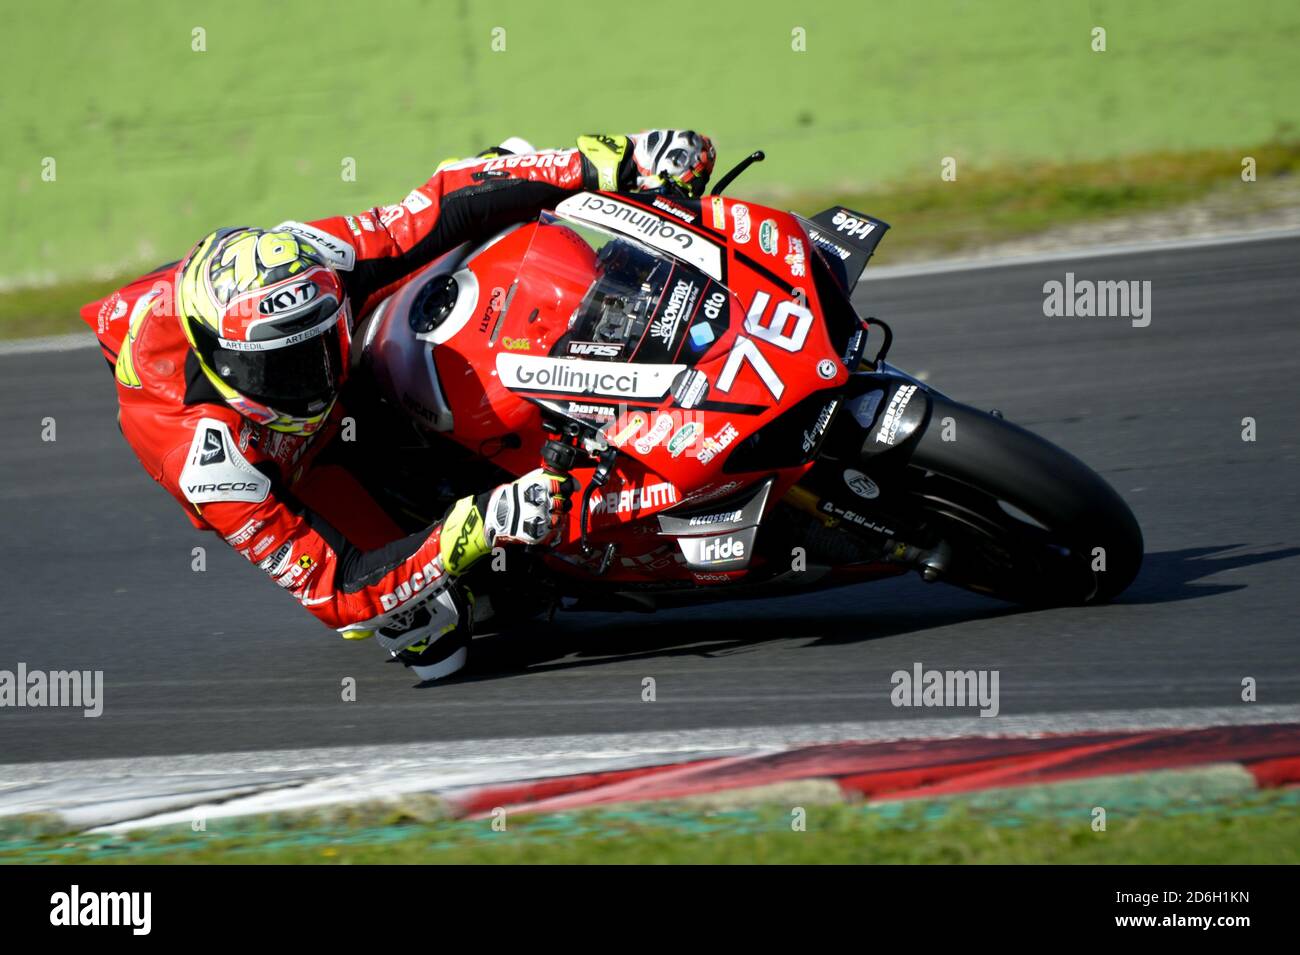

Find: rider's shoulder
[120,385,247,480]
[168,412,273,508]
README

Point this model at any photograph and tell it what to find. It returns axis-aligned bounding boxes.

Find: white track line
[1,702,1293,779]
[0,331,96,356]
[5,704,1294,783]
[1,704,1292,831]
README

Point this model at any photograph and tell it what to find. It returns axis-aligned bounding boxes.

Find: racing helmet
[176,227,351,435]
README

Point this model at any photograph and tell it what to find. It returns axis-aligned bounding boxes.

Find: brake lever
[656,172,692,200]
[577,446,618,557]
[540,423,617,559]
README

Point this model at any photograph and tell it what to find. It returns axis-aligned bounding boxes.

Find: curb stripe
[478,723,1300,816]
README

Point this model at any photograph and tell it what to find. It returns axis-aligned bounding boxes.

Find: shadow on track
[1120,544,1300,605]
[419,585,1020,687]
[410,544,1300,687]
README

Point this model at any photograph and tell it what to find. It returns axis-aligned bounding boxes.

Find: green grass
[801,137,1300,259]
[0,272,140,341]
[5,786,1298,865]
[9,137,1299,340]
[2,0,1297,290]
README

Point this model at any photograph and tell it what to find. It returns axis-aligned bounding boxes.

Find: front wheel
[901,396,1143,606]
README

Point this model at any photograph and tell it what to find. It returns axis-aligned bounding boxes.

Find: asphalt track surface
[2,236,1297,764]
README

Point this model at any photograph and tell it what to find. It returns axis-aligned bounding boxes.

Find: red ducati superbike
[355,152,1143,626]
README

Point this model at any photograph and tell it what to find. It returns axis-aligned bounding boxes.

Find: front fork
[786,368,955,581]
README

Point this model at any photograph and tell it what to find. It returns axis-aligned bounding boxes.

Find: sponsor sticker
[634,414,674,454]
[378,558,443,611]
[259,541,293,577]
[482,148,576,173]
[699,535,745,562]
[676,528,758,570]
[808,228,853,262]
[224,519,265,547]
[688,509,744,526]
[731,203,751,244]
[785,236,806,277]
[179,419,271,505]
[273,220,356,271]
[759,219,779,255]
[844,468,881,500]
[875,384,918,446]
[802,399,839,453]
[710,195,727,230]
[650,278,700,347]
[496,353,683,400]
[97,293,127,333]
[606,412,648,447]
[556,193,723,280]
[671,369,710,409]
[667,421,703,457]
[589,480,678,514]
[652,196,695,223]
[697,422,740,466]
[200,428,225,465]
[566,341,622,358]
[257,279,318,317]
[688,322,716,352]
[821,499,893,536]
[565,401,618,423]
[831,210,877,240]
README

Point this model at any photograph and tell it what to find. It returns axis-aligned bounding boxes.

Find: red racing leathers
[83,139,651,666]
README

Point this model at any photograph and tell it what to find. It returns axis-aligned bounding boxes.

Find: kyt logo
[257,279,317,316]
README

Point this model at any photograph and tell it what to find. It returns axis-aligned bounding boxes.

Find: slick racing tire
[904,395,1144,606]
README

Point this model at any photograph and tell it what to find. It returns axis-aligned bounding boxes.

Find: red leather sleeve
[301,146,598,315]
[156,406,448,634]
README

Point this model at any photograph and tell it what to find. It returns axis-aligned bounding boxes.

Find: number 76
[716,290,812,402]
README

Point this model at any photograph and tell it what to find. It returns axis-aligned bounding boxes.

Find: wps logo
[566,341,622,358]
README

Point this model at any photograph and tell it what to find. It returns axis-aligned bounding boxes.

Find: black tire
[903,395,1143,605]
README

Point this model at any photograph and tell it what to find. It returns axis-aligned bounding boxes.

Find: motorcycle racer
[83,130,716,681]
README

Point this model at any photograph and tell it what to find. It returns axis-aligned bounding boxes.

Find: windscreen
[515,212,732,366]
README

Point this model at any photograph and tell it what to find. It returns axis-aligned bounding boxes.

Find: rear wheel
[901,396,1143,605]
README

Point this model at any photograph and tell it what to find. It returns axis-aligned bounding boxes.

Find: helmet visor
[191,314,346,418]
